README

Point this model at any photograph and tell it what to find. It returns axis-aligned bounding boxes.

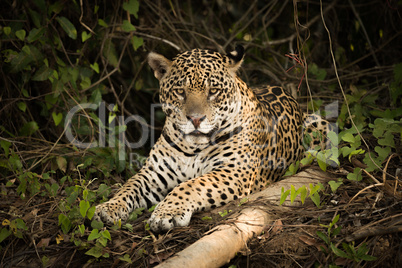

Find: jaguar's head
[148,46,244,145]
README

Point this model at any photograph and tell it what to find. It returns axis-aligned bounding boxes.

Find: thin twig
[346,225,402,242]
[135,32,182,51]
[319,0,393,178]
[79,0,95,34]
[264,0,337,46]
[347,0,380,66]
[348,183,383,204]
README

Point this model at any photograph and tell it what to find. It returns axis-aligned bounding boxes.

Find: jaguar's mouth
[188,130,211,136]
[181,129,216,144]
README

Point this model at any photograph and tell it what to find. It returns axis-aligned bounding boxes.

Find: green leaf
[340,146,353,157]
[81,31,92,42]
[98,19,108,27]
[309,63,327,80]
[348,148,365,162]
[87,206,96,220]
[101,230,111,240]
[56,16,77,40]
[108,112,116,124]
[45,94,58,109]
[80,76,91,89]
[0,140,11,158]
[135,79,143,90]
[290,185,297,203]
[90,62,99,73]
[58,214,72,234]
[316,231,329,245]
[66,190,78,205]
[332,226,341,237]
[83,189,88,200]
[378,131,395,148]
[10,51,32,73]
[33,0,46,12]
[375,146,391,161]
[19,121,39,136]
[328,179,343,192]
[48,183,59,197]
[300,153,314,166]
[52,112,63,127]
[122,20,136,32]
[330,243,350,259]
[9,153,22,170]
[56,155,67,172]
[97,184,111,199]
[22,89,29,97]
[29,9,42,28]
[91,220,104,230]
[363,152,382,172]
[131,36,143,51]
[27,28,45,43]
[342,242,356,257]
[327,131,339,146]
[17,102,27,112]
[347,167,362,181]
[299,186,307,204]
[360,254,377,261]
[49,1,63,14]
[123,0,139,18]
[0,228,12,243]
[103,39,118,67]
[309,184,321,203]
[123,223,133,232]
[201,216,212,221]
[119,254,133,264]
[85,246,103,258]
[97,236,108,247]
[280,187,290,205]
[310,192,321,207]
[10,45,43,73]
[316,155,327,172]
[32,65,54,81]
[87,229,101,241]
[79,200,90,218]
[128,207,145,221]
[3,26,11,36]
[78,224,85,235]
[15,218,28,231]
[15,29,26,41]
[50,79,62,96]
[148,204,157,212]
[341,132,355,143]
[332,214,340,225]
[393,63,402,84]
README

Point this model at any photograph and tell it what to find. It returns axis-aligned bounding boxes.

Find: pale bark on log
[156,208,271,268]
[156,169,330,268]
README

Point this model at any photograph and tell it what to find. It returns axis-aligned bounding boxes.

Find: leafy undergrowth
[1,0,402,267]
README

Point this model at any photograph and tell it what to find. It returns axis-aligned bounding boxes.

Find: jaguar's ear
[148,52,172,80]
[227,45,244,74]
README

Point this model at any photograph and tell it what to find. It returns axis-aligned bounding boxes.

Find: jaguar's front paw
[148,202,193,232]
[93,200,130,225]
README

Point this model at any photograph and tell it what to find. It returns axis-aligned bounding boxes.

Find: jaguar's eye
[174,88,185,96]
[209,88,219,96]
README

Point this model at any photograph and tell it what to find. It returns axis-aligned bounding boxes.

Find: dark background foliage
[0,0,401,267]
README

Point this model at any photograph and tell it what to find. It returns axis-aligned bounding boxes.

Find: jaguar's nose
[187,115,206,129]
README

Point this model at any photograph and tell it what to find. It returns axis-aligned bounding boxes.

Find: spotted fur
[94,46,332,232]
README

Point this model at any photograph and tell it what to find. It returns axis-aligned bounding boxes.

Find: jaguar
[94,45,332,232]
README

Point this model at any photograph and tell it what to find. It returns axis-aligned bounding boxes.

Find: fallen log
[156,169,331,268]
